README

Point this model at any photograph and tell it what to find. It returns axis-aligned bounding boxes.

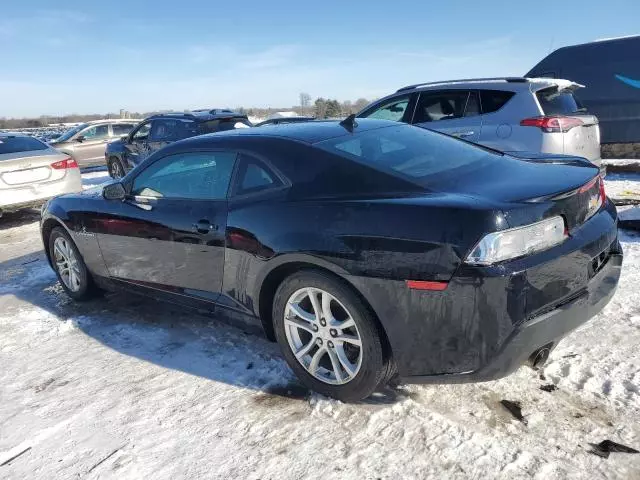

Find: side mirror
[121,134,129,141]
[75,135,85,143]
[103,182,126,200]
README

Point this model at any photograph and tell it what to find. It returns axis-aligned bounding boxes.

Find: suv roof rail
[396,77,528,92]
[148,112,197,120]
[191,108,237,114]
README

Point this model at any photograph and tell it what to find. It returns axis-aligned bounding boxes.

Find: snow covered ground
[1,172,640,479]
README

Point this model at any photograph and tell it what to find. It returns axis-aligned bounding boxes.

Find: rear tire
[107,156,125,179]
[49,227,97,301]
[273,270,387,402]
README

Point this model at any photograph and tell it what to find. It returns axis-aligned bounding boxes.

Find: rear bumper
[402,251,622,384]
[0,172,82,214]
[348,202,621,381]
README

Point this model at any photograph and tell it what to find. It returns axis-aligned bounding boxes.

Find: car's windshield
[316,124,502,184]
[0,136,49,155]
[55,123,88,142]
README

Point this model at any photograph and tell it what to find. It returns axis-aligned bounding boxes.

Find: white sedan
[0,133,82,216]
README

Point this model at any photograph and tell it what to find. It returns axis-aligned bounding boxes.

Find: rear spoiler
[527,78,585,92]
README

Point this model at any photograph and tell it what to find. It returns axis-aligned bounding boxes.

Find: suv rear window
[536,87,582,115]
[316,124,500,183]
[479,90,515,114]
[0,136,48,155]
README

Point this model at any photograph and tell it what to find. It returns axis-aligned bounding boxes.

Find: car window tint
[536,87,581,115]
[479,90,515,114]
[359,95,411,122]
[413,91,469,123]
[236,156,281,195]
[318,124,500,182]
[132,122,151,141]
[82,124,109,140]
[132,152,236,200]
[150,119,178,141]
[464,92,480,117]
[0,136,48,155]
[112,123,136,136]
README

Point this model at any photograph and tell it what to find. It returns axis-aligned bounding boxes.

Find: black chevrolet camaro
[40,118,622,401]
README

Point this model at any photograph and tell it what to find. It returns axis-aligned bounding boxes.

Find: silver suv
[357,77,601,164]
[49,119,140,168]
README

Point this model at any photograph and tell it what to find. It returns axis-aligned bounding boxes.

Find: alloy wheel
[53,236,82,292]
[109,159,123,178]
[284,287,363,385]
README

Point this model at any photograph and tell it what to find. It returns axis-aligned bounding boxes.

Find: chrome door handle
[454,131,475,138]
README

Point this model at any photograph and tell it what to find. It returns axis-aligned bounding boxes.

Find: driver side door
[96,150,238,304]
[123,120,152,169]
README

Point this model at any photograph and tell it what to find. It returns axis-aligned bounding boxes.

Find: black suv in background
[105,109,252,178]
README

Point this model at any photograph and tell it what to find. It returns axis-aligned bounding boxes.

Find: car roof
[0,131,32,138]
[396,77,582,93]
[193,118,396,144]
[146,109,248,123]
[84,119,142,125]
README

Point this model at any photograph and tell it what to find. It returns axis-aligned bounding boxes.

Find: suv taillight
[520,116,584,133]
[51,157,78,169]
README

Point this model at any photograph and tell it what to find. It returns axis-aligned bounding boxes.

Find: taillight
[520,116,584,133]
[51,157,78,169]
[599,175,606,204]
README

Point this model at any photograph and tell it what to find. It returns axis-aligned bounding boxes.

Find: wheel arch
[256,258,394,362]
[41,216,70,268]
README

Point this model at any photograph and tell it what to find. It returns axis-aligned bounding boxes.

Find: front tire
[49,227,97,301]
[273,270,386,402]
[107,156,125,179]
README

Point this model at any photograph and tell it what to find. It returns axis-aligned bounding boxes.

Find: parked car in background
[358,77,602,165]
[105,109,252,178]
[49,119,140,169]
[0,133,81,216]
[526,35,640,158]
[254,116,315,127]
[40,119,620,401]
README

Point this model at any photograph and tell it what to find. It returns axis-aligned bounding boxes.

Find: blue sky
[2,1,639,117]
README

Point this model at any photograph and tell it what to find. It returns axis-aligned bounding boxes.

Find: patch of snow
[81,169,111,190]
[1,191,640,479]
[605,173,640,201]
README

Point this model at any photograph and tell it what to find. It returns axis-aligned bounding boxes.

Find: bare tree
[299,92,311,115]
[354,98,370,112]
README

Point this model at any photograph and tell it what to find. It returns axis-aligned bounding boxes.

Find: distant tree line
[1,96,373,129]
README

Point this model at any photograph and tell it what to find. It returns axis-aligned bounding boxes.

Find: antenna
[339,114,358,132]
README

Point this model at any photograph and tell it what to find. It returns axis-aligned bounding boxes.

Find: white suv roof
[396,77,583,93]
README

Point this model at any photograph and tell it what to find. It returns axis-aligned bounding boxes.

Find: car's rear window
[316,124,501,184]
[536,87,583,115]
[0,136,49,155]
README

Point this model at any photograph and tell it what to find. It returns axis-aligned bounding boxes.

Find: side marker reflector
[405,280,448,291]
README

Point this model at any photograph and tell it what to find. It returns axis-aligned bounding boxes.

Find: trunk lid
[432,155,602,230]
[0,150,71,189]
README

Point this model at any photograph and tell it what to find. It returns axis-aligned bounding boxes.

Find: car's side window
[234,155,282,196]
[132,122,151,141]
[359,95,412,122]
[479,90,515,115]
[150,119,181,142]
[82,125,109,140]
[112,123,136,136]
[464,91,480,117]
[131,152,237,200]
[412,91,470,123]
